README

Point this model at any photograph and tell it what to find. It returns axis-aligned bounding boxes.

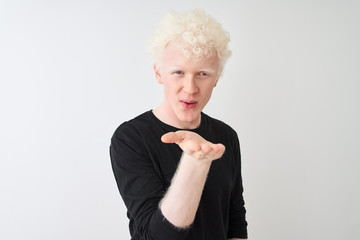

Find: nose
[182,75,198,94]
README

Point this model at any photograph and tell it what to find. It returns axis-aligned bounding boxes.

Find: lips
[180,100,198,109]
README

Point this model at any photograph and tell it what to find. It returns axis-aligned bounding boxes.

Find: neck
[152,104,201,130]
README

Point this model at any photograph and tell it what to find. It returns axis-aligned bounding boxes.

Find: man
[110,9,248,240]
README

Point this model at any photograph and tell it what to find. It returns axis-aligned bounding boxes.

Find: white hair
[148,9,232,74]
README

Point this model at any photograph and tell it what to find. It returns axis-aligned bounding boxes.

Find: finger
[193,151,206,159]
[182,140,201,152]
[200,143,212,153]
[215,143,226,153]
[161,132,177,143]
[161,131,185,144]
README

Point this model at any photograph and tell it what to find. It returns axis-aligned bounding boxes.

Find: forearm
[160,153,211,228]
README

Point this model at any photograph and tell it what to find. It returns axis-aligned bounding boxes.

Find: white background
[1,0,359,239]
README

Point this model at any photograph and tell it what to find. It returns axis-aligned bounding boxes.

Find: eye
[198,72,209,77]
[173,70,183,75]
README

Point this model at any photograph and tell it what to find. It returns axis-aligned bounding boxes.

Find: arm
[159,130,225,228]
[227,133,248,239]
[111,126,192,239]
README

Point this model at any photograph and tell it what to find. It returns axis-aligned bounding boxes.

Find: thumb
[161,131,185,144]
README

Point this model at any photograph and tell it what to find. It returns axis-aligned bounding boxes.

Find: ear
[154,63,163,84]
[213,69,221,87]
[213,78,219,87]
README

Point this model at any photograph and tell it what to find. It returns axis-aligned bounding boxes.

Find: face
[154,42,220,129]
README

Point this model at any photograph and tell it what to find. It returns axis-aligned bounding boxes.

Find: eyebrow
[199,69,216,75]
[166,66,217,75]
[167,66,182,73]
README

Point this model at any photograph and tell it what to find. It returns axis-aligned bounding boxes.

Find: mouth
[180,100,198,109]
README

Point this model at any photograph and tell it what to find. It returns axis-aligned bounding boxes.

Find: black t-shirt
[110,111,247,239]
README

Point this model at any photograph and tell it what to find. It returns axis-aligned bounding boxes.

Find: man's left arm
[227,133,248,239]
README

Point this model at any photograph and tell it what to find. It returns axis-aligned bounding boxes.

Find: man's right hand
[161,130,225,162]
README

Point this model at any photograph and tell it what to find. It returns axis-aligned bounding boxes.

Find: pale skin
[153,42,247,239]
[160,131,225,227]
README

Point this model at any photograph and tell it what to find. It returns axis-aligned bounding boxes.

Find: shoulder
[111,112,153,150]
[111,110,167,148]
[112,111,152,139]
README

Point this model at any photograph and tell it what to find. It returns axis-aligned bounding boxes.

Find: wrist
[181,152,213,169]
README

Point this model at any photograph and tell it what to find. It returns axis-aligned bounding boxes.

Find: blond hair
[148,9,232,74]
